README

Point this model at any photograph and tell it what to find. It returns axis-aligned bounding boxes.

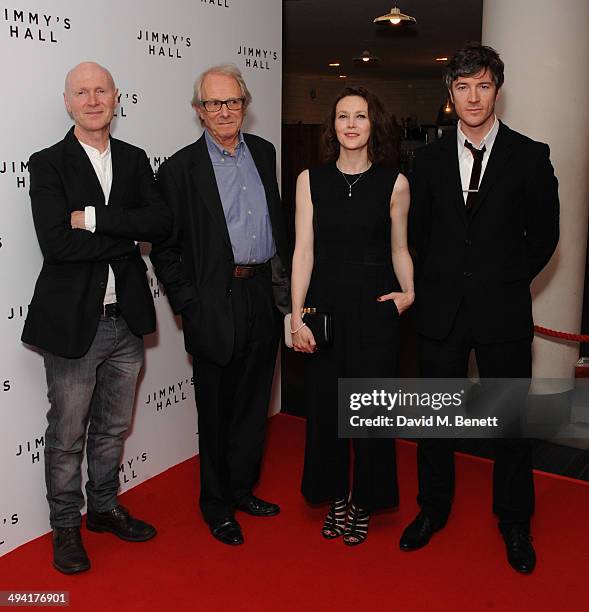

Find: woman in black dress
[290,87,414,545]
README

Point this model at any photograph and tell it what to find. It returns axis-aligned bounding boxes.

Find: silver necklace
[336,163,370,197]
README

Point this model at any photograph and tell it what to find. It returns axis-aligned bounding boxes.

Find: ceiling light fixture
[339,75,347,79]
[373,6,417,26]
[329,62,341,67]
[435,57,448,62]
[353,50,380,64]
[436,97,456,126]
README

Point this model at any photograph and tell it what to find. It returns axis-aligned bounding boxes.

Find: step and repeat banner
[0,0,282,556]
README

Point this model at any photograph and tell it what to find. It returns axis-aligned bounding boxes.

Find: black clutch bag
[302,308,333,349]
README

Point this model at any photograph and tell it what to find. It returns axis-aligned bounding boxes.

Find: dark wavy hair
[444,42,504,90]
[321,87,398,167]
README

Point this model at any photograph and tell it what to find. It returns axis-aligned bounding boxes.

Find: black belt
[101,302,121,318]
[232,262,269,279]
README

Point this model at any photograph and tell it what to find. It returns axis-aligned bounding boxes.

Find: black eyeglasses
[200,98,245,112]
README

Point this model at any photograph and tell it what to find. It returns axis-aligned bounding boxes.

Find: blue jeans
[43,315,144,528]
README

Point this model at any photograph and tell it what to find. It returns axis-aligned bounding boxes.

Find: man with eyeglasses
[151,64,290,546]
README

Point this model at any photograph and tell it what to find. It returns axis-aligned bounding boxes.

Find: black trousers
[193,271,280,524]
[417,300,534,528]
[301,326,399,512]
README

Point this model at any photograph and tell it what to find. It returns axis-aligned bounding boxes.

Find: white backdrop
[0,0,282,556]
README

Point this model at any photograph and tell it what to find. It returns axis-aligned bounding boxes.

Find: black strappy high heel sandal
[321,498,347,539]
[343,503,370,546]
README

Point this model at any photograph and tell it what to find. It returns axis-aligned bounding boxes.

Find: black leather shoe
[399,513,442,551]
[86,505,156,542]
[501,525,536,574]
[210,518,244,545]
[52,527,90,574]
[237,495,280,517]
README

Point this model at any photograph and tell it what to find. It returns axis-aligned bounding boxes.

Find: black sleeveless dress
[301,162,400,511]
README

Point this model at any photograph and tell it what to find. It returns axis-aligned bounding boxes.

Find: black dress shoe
[236,495,280,517]
[210,518,244,545]
[52,527,90,574]
[501,525,536,574]
[399,513,442,551]
[86,505,156,542]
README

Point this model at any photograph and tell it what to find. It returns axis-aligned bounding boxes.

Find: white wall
[0,0,282,556]
[483,0,589,386]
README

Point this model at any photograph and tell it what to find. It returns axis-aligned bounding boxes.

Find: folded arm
[88,151,172,242]
[29,152,136,264]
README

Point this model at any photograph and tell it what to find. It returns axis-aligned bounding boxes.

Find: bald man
[22,62,171,573]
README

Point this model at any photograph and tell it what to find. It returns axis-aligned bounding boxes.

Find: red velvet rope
[534,325,589,343]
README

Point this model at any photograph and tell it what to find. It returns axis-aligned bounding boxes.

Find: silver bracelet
[291,322,307,334]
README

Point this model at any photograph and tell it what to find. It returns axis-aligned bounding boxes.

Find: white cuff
[84,206,96,233]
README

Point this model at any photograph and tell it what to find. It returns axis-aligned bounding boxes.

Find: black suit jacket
[150,132,291,366]
[22,128,171,358]
[410,122,559,343]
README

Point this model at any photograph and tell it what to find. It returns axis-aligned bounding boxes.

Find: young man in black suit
[400,43,559,573]
[150,64,290,546]
[22,62,171,573]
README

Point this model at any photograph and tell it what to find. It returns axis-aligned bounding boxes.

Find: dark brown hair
[444,42,504,90]
[321,86,398,167]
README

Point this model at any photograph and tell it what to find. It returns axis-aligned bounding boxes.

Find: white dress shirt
[79,140,117,305]
[457,116,499,203]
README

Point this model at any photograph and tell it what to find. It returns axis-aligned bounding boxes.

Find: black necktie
[464,140,486,212]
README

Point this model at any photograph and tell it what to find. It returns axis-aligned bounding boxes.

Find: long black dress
[301,162,400,511]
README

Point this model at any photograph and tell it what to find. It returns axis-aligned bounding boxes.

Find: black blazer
[22,128,171,358]
[150,132,291,366]
[410,122,559,343]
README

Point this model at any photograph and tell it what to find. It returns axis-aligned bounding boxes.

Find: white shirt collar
[457,116,499,157]
[78,139,111,159]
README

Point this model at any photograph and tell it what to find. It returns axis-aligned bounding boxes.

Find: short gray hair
[191,63,252,108]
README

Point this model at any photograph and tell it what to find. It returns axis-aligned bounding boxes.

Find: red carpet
[1,414,588,611]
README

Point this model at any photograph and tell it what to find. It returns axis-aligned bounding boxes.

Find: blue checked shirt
[205,130,276,264]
